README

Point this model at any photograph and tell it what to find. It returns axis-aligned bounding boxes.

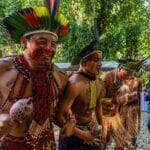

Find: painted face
[84,52,102,75]
[24,33,58,69]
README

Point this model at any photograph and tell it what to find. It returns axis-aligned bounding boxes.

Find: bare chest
[75,80,101,110]
[0,71,60,113]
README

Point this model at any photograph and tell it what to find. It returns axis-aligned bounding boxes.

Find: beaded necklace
[1,134,36,150]
[13,55,59,125]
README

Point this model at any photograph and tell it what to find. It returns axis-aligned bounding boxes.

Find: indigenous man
[101,62,134,150]
[55,38,105,150]
[0,1,69,149]
[118,60,143,149]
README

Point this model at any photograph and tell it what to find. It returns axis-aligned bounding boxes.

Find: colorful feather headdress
[2,0,69,43]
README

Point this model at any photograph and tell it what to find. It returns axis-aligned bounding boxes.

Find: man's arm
[0,57,17,113]
[0,57,14,73]
[55,79,79,127]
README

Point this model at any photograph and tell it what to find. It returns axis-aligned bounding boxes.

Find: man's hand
[0,114,12,135]
[128,91,139,102]
[60,122,75,138]
[119,92,138,105]
[74,127,102,144]
[60,122,103,145]
[82,131,102,145]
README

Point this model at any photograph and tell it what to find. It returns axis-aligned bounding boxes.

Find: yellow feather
[34,7,49,17]
[55,13,68,25]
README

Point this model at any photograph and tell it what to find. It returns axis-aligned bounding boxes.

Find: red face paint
[25,34,57,69]
[29,37,56,59]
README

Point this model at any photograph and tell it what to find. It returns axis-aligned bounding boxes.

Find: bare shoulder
[64,73,84,97]
[101,70,115,87]
[53,65,69,90]
[53,65,68,77]
[0,57,15,73]
[101,70,114,81]
[69,73,86,85]
[63,73,86,92]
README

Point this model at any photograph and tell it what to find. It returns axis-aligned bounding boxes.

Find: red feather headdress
[2,0,69,43]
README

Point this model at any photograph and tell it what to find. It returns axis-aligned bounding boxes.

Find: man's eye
[51,41,56,47]
[38,40,48,45]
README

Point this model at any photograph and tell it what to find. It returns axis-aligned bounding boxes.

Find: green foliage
[0,0,149,62]
[139,71,150,88]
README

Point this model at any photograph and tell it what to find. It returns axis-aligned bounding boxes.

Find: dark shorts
[59,135,102,150]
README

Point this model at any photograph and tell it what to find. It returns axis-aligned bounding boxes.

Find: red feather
[24,11,40,27]
[60,25,69,36]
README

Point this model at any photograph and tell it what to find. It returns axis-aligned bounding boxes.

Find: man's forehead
[90,51,102,58]
[84,51,102,61]
[28,33,58,41]
[121,66,133,72]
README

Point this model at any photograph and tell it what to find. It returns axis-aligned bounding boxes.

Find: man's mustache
[30,47,55,59]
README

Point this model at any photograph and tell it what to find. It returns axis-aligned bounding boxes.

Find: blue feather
[92,19,100,42]
[44,0,51,11]
[44,0,60,15]
[53,0,60,15]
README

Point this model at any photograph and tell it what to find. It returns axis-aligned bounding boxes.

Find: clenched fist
[60,122,75,138]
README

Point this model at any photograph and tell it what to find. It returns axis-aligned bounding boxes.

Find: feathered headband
[79,20,102,59]
[2,0,69,43]
[118,57,149,71]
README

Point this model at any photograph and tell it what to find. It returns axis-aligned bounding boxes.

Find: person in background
[100,60,143,149]
[118,59,143,149]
